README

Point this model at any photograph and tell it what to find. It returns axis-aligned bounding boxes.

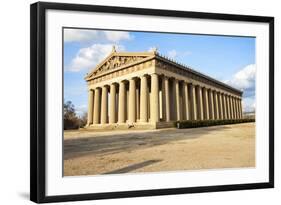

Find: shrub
[175,118,255,129]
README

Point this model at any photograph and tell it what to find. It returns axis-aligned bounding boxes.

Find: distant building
[243,112,255,119]
[85,48,243,129]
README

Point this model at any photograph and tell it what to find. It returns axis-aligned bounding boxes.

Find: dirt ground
[64,122,255,176]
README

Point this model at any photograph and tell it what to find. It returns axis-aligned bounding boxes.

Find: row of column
[189,85,243,121]
[87,74,243,125]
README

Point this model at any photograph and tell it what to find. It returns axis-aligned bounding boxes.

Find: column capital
[110,82,118,86]
[119,79,128,84]
[102,85,109,89]
[161,74,169,80]
[94,86,101,90]
[150,73,159,76]
[141,74,149,78]
[189,82,195,87]
[170,77,178,82]
[195,84,202,88]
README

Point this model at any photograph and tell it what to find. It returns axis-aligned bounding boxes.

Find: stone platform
[85,121,175,130]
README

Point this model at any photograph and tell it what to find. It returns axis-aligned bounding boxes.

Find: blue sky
[64,28,256,116]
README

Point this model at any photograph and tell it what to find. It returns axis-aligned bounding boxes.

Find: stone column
[240,99,243,118]
[196,85,204,120]
[150,73,159,122]
[161,76,166,121]
[231,97,235,119]
[227,95,230,119]
[126,88,129,121]
[213,91,219,119]
[175,79,182,121]
[218,92,223,119]
[232,96,236,119]
[101,86,108,124]
[183,82,189,120]
[226,95,231,119]
[140,75,148,122]
[237,98,240,119]
[118,81,126,123]
[109,83,116,124]
[208,89,214,120]
[87,89,94,125]
[189,84,197,120]
[237,98,241,119]
[93,88,101,124]
[235,98,237,119]
[235,98,239,119]
[136,87,140,120]
[129,78,136,123]
[163,76,170,122]
[236,98,239,119]
[229,96,233,119]
[234,97,237,119]
[222,93,227,119]
[171,78,177,120]
[202,87,209,120]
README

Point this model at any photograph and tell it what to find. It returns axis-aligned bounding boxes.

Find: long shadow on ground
[64,125,232,160]
[103,159,162,174]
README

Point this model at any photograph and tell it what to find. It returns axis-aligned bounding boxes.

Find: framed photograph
[30,2,274,203]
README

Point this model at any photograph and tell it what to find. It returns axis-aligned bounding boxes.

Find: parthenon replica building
[85,47,243,129]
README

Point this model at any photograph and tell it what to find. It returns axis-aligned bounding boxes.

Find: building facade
[85,47,243,129]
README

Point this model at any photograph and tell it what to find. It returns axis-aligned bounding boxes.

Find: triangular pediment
[85,51,154,80]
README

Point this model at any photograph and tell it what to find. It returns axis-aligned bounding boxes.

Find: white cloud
[64,30,99,42]
[167,49,192,59]
[242,97,255,112]
[148,46,158,52]
[226,64,256,93]
[75,104,87,117]
[167,49,177,59]
[103,31,131,42]
[66,44,125,72]
[182,51,192,56]
[225,64,256,112]
[64,29,132,43]
[64,84,87,98]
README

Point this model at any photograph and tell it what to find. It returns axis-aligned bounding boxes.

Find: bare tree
[79,111,88,128]
[64,100,80,130]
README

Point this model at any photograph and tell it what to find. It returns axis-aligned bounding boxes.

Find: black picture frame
[30,1,274,203]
